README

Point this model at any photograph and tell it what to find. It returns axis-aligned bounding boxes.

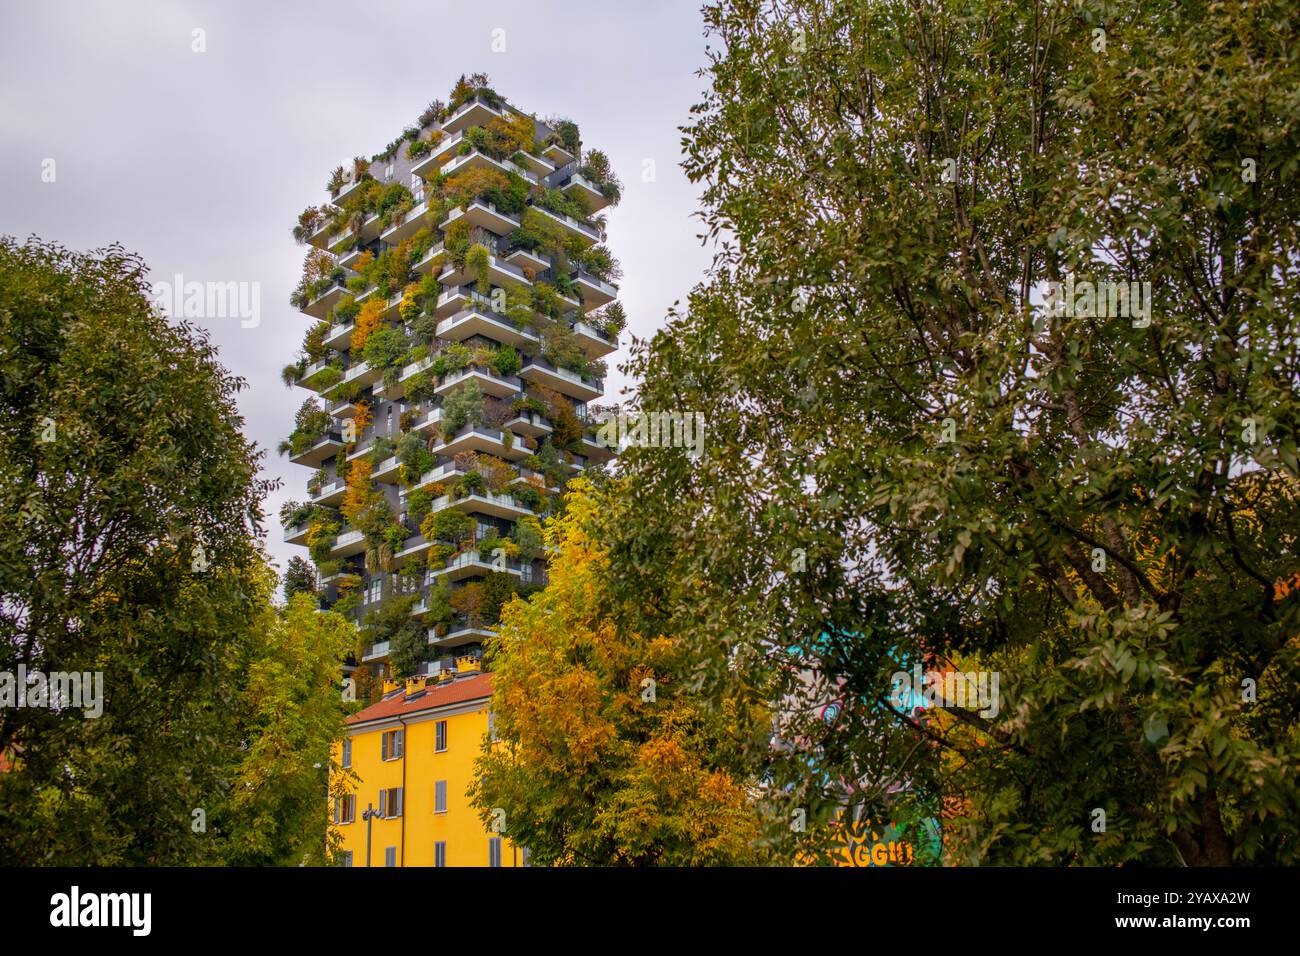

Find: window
[341,738,352,769]
[382,729,404,760]
[489,837,502,868]
[339,850,353,868]
[385,846,396,867]
[434,780,447,814]
[434,841,446,868]
[521,846,531,868]
[384,164,394,181]
[435,720,447,752]
[334,794,355,825]
[380,787,403,818]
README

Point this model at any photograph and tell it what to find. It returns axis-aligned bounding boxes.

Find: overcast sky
[0,0,716,577]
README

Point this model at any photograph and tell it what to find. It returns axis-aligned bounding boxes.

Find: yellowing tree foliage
[470,479,767,865]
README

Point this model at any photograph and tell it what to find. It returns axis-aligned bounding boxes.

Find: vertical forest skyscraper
[280,74,623,696]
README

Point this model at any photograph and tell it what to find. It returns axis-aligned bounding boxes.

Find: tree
[362,593,424,680]
[214,592,354,865]
[442,381,485,435]
[283,556,318,603]
[470,479,768,865]
[0,237,353,864]
[609,0,1300,865]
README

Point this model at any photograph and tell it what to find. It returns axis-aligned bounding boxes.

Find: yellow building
[330,664,522,867]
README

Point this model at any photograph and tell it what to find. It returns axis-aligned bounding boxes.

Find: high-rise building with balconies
[280,74,623,696]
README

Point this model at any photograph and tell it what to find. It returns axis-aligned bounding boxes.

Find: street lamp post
[361,802,379,867]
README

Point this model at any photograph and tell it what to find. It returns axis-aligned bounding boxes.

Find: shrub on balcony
[315,558,342,578]
[545,117,581,154]
[405,368,436,403]
[512,393,547,418]
[306,510,341,563]
[541,327,592,377]
[314,365,344,390]
[465,243,492,295]
[441,380,485,437]
[351,297,385,352]
[587,301,626,336]
[511,483,542,513]
[303,321,330,362]
[478,455,514,493]
[289,248,337,307]
[458,470,485,498]
[574,244,622,283]
[533,187,589,223]
[292,205,328,243]
[447,582,488,629]
[326,165,348,195]
[439,166,512,212]
[418,97,446,128]
[431,342,472,377]
[421,508,474,549]
[362,592,424,679]
[281,358,306,387]
[280,500,315,529]
[375,182,415,229]
[280,399,332,456]
[511,514,544,559]
[426,543,455,568]
[476,535,519,562]
[397,432,436,484]
[449,73,501,111]
[406,487,434,524]
[369,435,397,465]
[424,582,452,623]
[360,325,407,371]
[326,378,362,405]
[578,150,623,206]
[332,294,360,324]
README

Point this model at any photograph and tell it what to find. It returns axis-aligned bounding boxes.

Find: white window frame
[434,779,447,814]
[435,720,447,753]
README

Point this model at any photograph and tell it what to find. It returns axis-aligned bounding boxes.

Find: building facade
[280,75,622,692]
[330,668,524,867]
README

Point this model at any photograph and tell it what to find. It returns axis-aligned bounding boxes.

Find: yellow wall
[330,697,519,867]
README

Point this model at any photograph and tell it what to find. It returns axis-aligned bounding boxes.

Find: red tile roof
[347,672,493,726]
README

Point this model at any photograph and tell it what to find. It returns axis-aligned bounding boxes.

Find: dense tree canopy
[470,479,769,865]
[0,238,352,864]
[607,0,1300,865]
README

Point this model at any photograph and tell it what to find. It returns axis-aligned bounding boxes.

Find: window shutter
[378,789,387,817]
[396,788,404,817]
[382,733,388,761]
